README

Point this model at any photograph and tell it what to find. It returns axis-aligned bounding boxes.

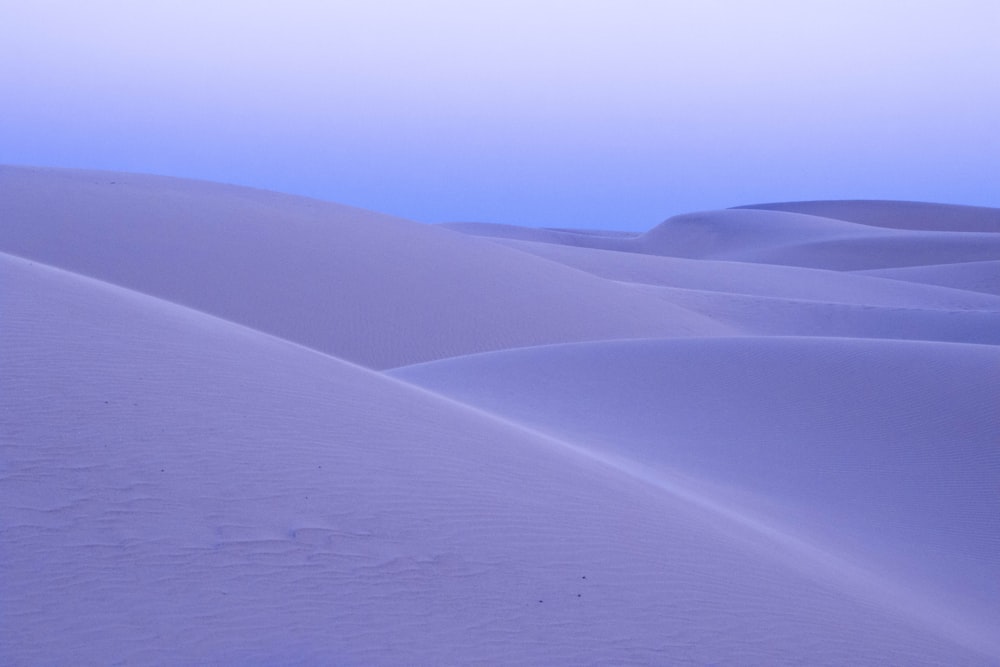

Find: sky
[2,0,999,229]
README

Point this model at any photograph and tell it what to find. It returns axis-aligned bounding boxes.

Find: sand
[2,166,998,664]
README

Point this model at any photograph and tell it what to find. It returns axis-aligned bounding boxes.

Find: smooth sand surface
[0,167,728,369]
[392,337,1000,650]
[859,259,1000,296]
[3,167,999,664]
[738,200,1000,232]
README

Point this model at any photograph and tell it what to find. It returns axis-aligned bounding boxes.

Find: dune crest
[0,166,726,369]
[737,200,1000,232]
[3,167,999,664]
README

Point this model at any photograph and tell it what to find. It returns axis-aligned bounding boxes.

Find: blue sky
[3,0,998,229]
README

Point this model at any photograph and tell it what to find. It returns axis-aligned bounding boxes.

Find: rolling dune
[2,167,998,664]
[0,167,726,369]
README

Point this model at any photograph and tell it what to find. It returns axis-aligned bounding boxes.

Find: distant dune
[859,259,1000,297]
[0,167,726,368]
[3,167,998,665]
[737,200,1000,232]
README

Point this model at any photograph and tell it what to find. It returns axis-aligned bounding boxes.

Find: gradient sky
[3,0,998,229]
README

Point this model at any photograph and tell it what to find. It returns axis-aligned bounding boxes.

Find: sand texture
[3,167,999,665]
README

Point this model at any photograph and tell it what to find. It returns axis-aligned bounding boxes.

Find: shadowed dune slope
[440,209,876,257]
[444,203,1000,270]
[8,254,998,664]
[638,208,885,255]
[392,337,1000,650]
[6,169,1000,664]
[0,166,728,369]
[488,237,1000,310]
[737,200,1000,232]
[640,286,1000,346]
[637,209,1000,269]
[439,221,639,250]
[859,260,1000,297]
[443,232,1000,346]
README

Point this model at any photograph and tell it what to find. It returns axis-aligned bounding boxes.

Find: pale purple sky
[3,1,998,229]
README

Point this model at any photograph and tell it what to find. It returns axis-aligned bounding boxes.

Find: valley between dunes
[2,166,999,665]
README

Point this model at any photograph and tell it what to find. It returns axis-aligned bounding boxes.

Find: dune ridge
[444,203,1000,269]
[8,254,996,663]
[478,236,1000,309]
[737,200,1000,232]
[0,166,728,369]
[859,259,1000,296]
[3,166,999,664]
[391,337,1000,626]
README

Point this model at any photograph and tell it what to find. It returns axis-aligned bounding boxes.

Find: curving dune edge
[2,166,999,665]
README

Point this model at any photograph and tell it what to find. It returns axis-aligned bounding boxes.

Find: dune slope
[4,170,1000,665]
[859,260,1000,297]
[484,237,1000,310]
[0,166,727,369]
[737,200,1000,232]
[444,202,1000,270]
[392,337,1000,656]
[635,209,1000,269]
[7,254,998,664]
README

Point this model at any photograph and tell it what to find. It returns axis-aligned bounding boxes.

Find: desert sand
[2,166,998,664]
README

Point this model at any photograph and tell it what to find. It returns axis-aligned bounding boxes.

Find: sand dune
[738,200,1000,232]
[441,230,1000,346]
[0,167,727,369]
[9,254,996,664]
[637,208,887,257]
[484,237,1000,309]
[3,167,999,664]
[440,221,640,250]
[392,337,1000,634]
[860,259,1000,297]
[642,286,1000,346]
[639,210,1000,269]
[447,204,1000,270]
